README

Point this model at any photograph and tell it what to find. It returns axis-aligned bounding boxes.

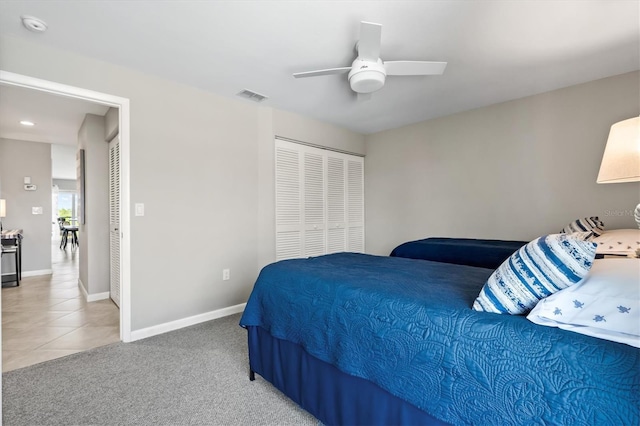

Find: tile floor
[2,238,120,372]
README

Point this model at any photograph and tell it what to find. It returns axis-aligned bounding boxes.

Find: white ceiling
[0,1,638,135]
[0,84,109,146]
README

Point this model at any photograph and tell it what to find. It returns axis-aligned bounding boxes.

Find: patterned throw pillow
[473,234,597,315]
[561,216,604,237]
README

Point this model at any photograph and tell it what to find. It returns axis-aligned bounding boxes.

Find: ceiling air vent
[236,89,268,103]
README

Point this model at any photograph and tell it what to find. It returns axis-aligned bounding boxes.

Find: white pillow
[591,229,640,256]
[527,258,640,348]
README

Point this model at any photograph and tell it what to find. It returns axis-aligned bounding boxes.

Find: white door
[275,143,303,261]
[109,136,121,307]
[326,155,346,253]
[346,159,364,253]
[303,150,326,257]
[275,139,364,261]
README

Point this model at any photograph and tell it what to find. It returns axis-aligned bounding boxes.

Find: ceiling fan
[293,21,447,96]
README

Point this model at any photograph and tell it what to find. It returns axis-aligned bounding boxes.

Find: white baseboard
[24,269,53,277]
[87,292,110,302]
[77,279,110,302]
[129,303,246,342]
[78,278,87,297]
[1,269,53,278]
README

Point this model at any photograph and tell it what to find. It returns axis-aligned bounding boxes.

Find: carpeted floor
[2,313,318,425]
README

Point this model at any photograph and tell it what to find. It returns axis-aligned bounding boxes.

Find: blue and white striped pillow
[473,234,597,315]
[561,216,604,237]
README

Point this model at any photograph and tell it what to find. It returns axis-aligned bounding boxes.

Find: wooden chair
[57,217,73,249]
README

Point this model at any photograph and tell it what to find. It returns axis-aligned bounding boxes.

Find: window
[275,139,364,261]
[57,191,77,219]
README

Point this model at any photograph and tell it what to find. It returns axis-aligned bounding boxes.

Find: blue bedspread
[390,237,527,269]
[240,253,640,425]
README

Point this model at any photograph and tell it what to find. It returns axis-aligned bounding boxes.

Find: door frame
[0,70,132,342]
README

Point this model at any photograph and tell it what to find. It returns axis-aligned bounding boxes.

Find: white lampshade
[597,116,640,183]
[598,116,640,230]
[0,199,5,218]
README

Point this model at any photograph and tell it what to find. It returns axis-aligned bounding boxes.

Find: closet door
[275,142,303,261]
[275,139,364,261]
[346,158,364,252]
[303,150,326,257]
[326,155,346,253]
[326,153,365,254]
[109,136,121,307]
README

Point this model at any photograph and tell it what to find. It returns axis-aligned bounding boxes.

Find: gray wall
[51,144,78,180]
[77,114,110,295]
[365,71,640,255]
[104,107,118,142]
[0,35,364,331]
[0,138,52,274]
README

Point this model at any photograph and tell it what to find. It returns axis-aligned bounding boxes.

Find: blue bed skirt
[247,326,448,426]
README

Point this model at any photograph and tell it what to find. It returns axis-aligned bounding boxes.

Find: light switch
[32,206,43,215]
[135,203,145,216]
[24,176,31,184]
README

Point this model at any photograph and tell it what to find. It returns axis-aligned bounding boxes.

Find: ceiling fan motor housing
[348,58,386,93]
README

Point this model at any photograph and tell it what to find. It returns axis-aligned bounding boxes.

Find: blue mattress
[240,253,640,425]
[390,237,527,269]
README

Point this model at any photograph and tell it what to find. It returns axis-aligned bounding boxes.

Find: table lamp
[596,116,640,228]
[0,199,5,233]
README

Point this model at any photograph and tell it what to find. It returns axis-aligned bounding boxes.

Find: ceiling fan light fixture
[348,59,386,94]
[292,21,446,95]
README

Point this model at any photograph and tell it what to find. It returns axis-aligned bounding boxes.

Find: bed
[390,237,527,269]
[239,252,640,425]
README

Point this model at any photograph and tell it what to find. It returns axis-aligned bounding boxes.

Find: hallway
[2,239,119,372]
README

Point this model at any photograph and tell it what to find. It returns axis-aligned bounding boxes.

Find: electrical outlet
[222,269,230,281]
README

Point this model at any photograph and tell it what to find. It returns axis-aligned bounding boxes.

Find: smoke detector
[21,15,48,33]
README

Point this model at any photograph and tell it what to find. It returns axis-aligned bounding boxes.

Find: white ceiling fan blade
[357,21,382,61]
[293,67,351,78]
[384,61,447,76]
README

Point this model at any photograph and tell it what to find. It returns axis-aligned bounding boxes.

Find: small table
[1,229,23,285]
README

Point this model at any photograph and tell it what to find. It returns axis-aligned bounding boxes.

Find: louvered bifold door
[326,155,346,253]
[275,138,364,260]
[109,136,121,308]
[346,158,365,253]
[303,151,326,257]
[275,142,303,261]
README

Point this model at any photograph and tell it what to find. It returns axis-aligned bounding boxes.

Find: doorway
[0,70,132,343]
